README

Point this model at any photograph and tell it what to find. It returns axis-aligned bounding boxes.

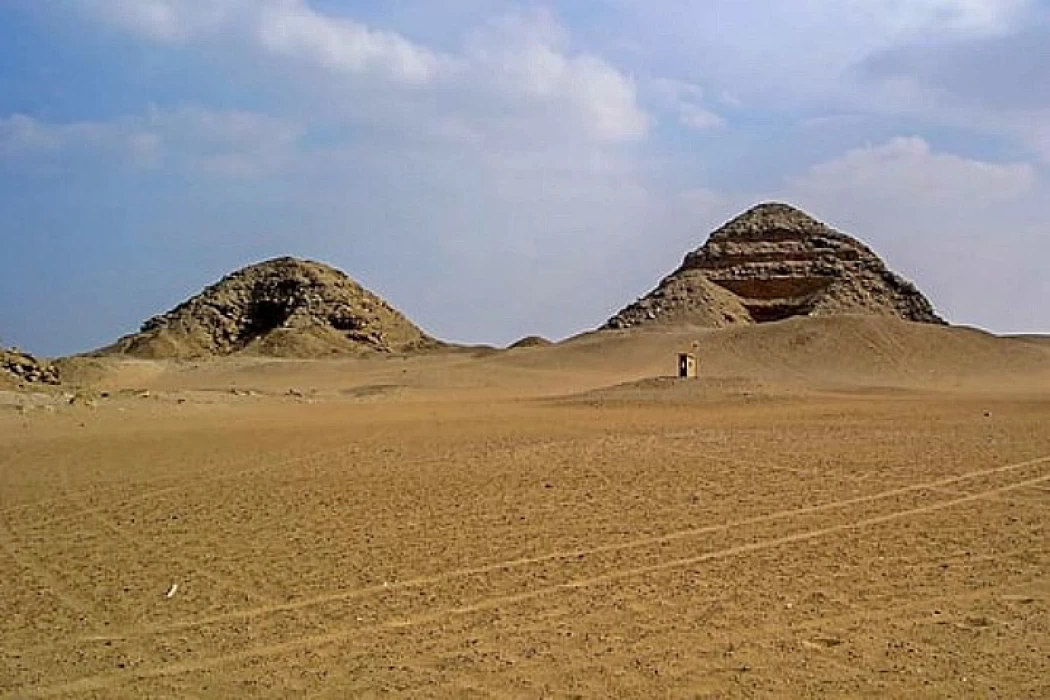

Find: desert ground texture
[2,317,1050,698]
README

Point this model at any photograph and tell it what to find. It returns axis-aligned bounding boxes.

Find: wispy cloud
[847,0,1031,35]
[789,136,1035,204]
[650,78,725,131]
[1,107,302,176]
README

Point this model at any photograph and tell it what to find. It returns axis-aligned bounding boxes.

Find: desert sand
[2,316,1050,698]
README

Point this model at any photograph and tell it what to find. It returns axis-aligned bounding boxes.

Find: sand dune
[56,315,1048,400]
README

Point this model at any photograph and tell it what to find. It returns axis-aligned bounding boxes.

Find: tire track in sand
[19,465,1050,698]
[54,458,269,608]
[0,515,100,625]
[62,454,1050,643]
[0,441,364,522]
[6,435,579,530]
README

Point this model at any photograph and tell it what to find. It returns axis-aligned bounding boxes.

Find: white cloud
[650,78,725,131]
[75,0,245,42]
[11,1,1048,351]
[847,0,1030,35]
[0,114,66,153]
[254,1,443,84]
[462,15,648,142]
[562,55,648,141]
[0,113,160,164]
[77,0,444,84]
[711,1,1044,162]
[945,107,1050,165]
[789,137,1035,204]
[73,2,647,143]
[779,137,1045,330]
[0,107,301,176]
[586,0,1038,134]
[829,63,1050,164]
[679,105,725,131]
[855,18,1050,161]
[1013,114,1050,162]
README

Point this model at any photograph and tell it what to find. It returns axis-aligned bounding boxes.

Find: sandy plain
[2,316,1049,698]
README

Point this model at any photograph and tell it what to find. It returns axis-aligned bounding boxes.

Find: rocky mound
[1,346,60,385]
[604,203,943,330]
[101,257,442,359]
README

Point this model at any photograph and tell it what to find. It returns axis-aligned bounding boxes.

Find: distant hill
[99,257,442,360]
[604,202,943,331]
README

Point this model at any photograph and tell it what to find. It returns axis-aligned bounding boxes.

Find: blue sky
[1,0,1048,355]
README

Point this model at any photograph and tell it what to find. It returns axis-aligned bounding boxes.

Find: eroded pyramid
[604,203,943,330]
[102,257,442,359]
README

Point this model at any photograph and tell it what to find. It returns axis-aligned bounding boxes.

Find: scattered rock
[1,346,60,386]
[954,615,999,631]
[802,634,845,650]
[68,392,99,408]
[603,203,944,331]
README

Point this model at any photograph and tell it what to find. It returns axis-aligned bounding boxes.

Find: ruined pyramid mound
[604,203,943,330]
[508,335,553,349]
[102,257,442,359]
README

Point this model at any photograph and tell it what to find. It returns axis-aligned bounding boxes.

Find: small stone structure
[678,352,698,379]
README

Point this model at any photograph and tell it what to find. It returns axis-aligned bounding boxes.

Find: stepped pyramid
[604,203,943,330]
[102,257,442,359]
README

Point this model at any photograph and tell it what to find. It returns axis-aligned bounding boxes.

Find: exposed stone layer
[102,257,441,359]
[604,203,943,330]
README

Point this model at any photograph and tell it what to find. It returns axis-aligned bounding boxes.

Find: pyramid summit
[102,256,442,359]
[604,203,944,330]
[707,202,854,242]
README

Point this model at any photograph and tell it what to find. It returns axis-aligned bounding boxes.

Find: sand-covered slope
[99,257,442,360]
[67,316,1050,399]
[516,316,1050,394]
[605,203,943,330]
